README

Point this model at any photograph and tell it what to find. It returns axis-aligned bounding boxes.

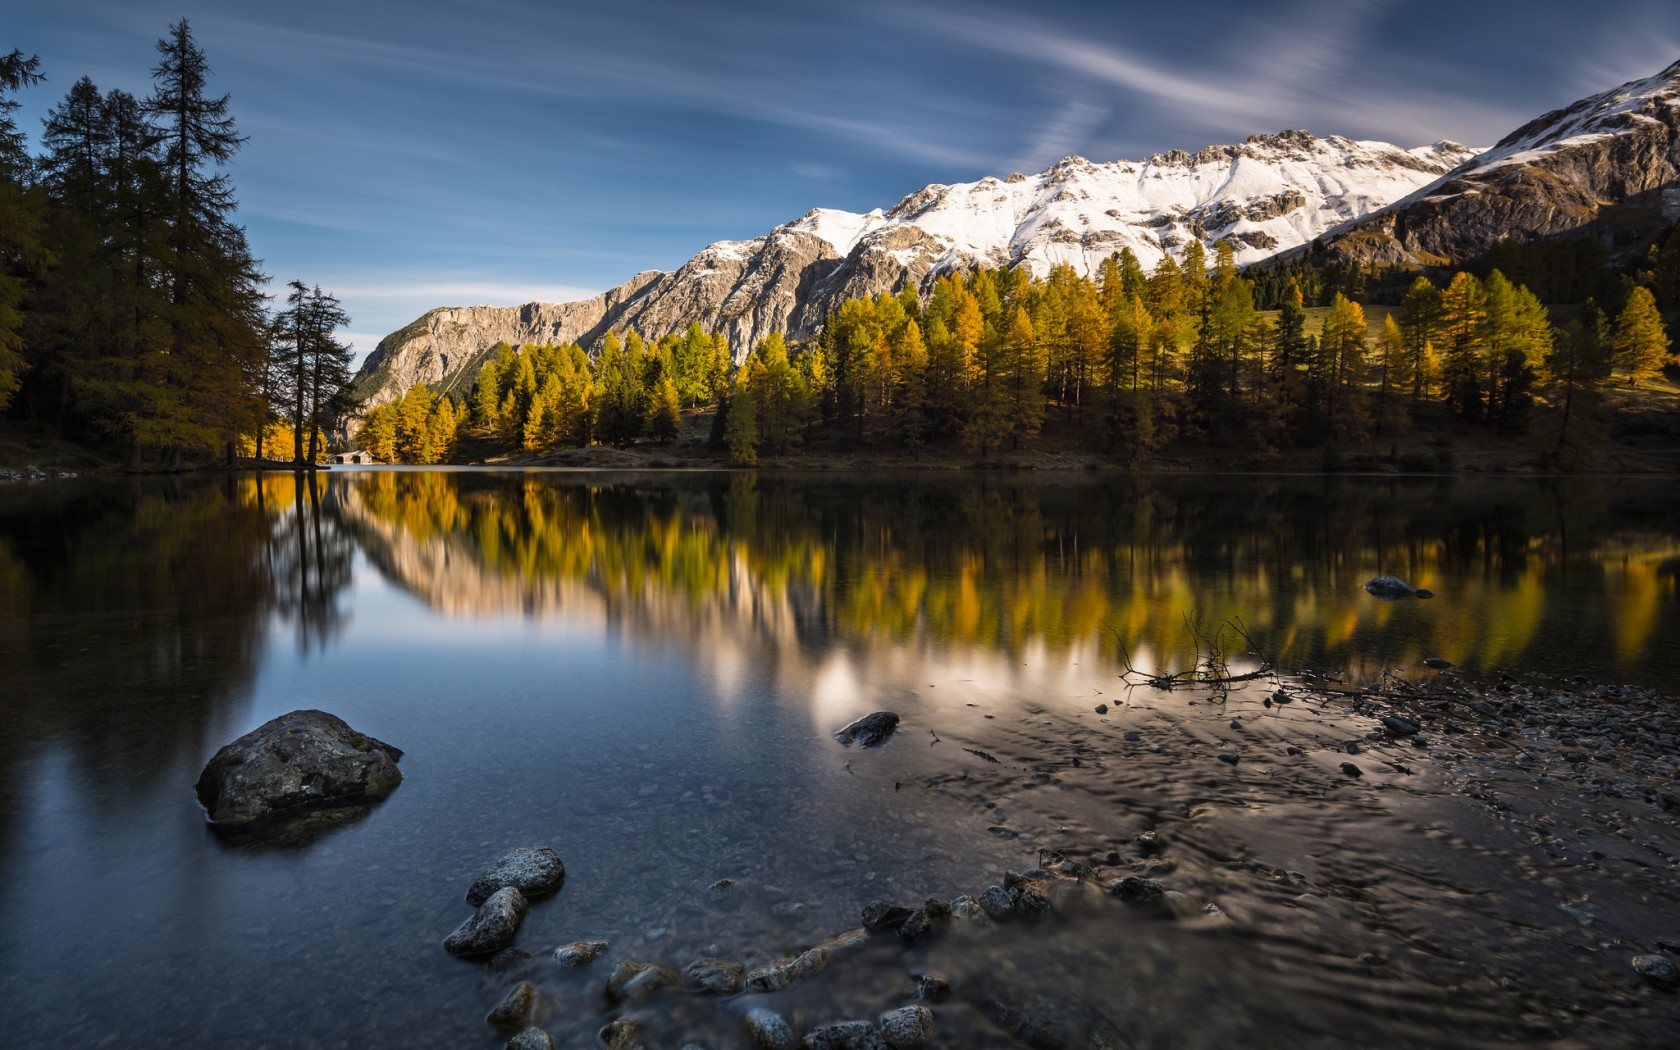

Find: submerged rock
[467,847,566,906]
[861,900,913,931]
[878,1005,935,1048]
[1633,953,1678,989]
[744,1007,798,1050]
[912,973,951,1001]
[486,981,538,1029]
[802,1020,885,1049]
[1423,657,1455,670]
[553,939,609,967]
[194,709,403,828]
[685,957,745,994]
[600,1017,643,1050]
[445,887,530,956]
[605,961,682,1004]
[746,948,828,993]
[836,712,900,748]
[506,1027,555,1050]
[1363,575,1433,600]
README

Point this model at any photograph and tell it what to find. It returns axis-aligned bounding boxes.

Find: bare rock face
[194,710,402,828]
[1317,59,1680,267]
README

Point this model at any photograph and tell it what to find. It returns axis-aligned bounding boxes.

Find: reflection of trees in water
[334,470,1680,683]
[261,472,354,653]
[0,474,355,857]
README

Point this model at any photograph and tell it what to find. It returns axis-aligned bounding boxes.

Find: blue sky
[8,0,1680,360]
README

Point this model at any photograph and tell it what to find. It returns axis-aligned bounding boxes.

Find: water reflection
[330,469,1680,686]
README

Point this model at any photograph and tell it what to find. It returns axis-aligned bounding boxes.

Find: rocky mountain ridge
[1311,59,1680,266]
[351,132,1477,410]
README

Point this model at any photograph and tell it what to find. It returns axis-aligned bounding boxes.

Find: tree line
[373,238,1672,466]
[0,23,351,467]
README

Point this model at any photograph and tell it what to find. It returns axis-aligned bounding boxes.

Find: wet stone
[802,1020,885,1049]
[467,847,566,906]
[685,957,745,995]
[978,885,1015,921]
[948,895,992,926]
[1011,886,1051,921]
[861,900,913,931]
[506,1027,555,1050]
[898,899,950,942]
[1094,704,1108,714]
[1633,953,1678,989]
[486,981,538,1029]
[746,948,828,993]
[1135,831,1163,853]
[878,1005,936,1048]
[836,711,900,748]
[744,1007,797,1050]
[1340,762,1364,778]
[600,1017,643,1050]
[553,939,609,967]
[913,972,951,1001]
[1381,716,1421,736]
[606,961,682,1004]
[444,887,530,956]
[1108,876,1165,908]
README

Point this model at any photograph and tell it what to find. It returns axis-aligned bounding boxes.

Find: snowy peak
[1312,59,1680,268]
[1474,58,1680,173]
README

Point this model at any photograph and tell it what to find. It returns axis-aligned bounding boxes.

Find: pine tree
[142,20,269,457]
[1398,276,1441,401]
[647,372,681,442]
[1613,286,1670,385]
[1438,272,1488,418]
[0,50,44,411]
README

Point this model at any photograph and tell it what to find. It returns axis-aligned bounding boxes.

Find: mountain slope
[1313,59,1680,267]
[351,133,1475,411]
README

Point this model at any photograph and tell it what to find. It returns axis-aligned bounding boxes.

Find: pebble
[553,939,609,966]
[1340,762,1363,778]
[913,973,951,1000]
[801,1020,885,1049]
[506,1028,555,1050]
[485,981,537,1029]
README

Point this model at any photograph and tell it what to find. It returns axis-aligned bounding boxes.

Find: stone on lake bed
[553,939,608,966]
[745,947,828,992]
[802,1020,886,1049]
[685,957,745,994]
[444,886,529,956]
[194,709,402,828]
[744,1008,798,1050]
[467,847,566,906]
[506,1027,555,1050]
[605,961,682,1004]
[1381,715,1422,736]
[486,981,538,1029]
[835,711,900,747]
[1633,953,1678,989]
[1340,762,1364,778]
[878,1005,936,1048]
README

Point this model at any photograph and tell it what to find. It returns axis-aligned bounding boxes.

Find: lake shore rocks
[744,1007,798,1050]
[554,939,609,967]
[444,886,530,956]
[467,847,566,906]
[193,709,402,828]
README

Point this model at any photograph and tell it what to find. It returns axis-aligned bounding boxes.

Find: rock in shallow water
[506,1027,555,1050]
[744,1007,797,1050]
[835,711,900,747]
[878,1005,935,1048]
[685,957,745,994]
[444,886,530,956]
[553,939,608,966]
[746,948,828,992]
[1363,575,1433,600]
[467,847,566,906]
[1633,953,1678,989]
[802,1020,885,1049]
[194,709,402,827]
[486,981,538,1029]
[606,961,682,1004]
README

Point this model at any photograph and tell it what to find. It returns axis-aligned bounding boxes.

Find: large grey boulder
[194,710,402,827]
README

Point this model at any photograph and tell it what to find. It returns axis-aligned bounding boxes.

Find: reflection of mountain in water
[331,470,1680,689]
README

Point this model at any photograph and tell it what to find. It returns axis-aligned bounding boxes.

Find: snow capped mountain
[1314,59,1680,267]
[352,131,1476,411]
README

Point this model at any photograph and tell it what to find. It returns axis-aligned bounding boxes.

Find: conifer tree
[1398,276,1442,401]
[647,372,681,442]
[0,50,44,410]
[1613,286,1670,385]
[1438,272,1488,418]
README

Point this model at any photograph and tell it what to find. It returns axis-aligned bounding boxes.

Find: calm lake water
[1,469,1678,1048]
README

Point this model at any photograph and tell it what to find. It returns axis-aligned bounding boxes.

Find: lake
[1,469,1677,1048]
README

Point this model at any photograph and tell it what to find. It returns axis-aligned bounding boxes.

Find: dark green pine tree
[144,19,268,460]
[0,50,45,411]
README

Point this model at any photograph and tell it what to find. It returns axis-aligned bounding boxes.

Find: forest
[0,23,349,468]
[368,237,1678,469]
